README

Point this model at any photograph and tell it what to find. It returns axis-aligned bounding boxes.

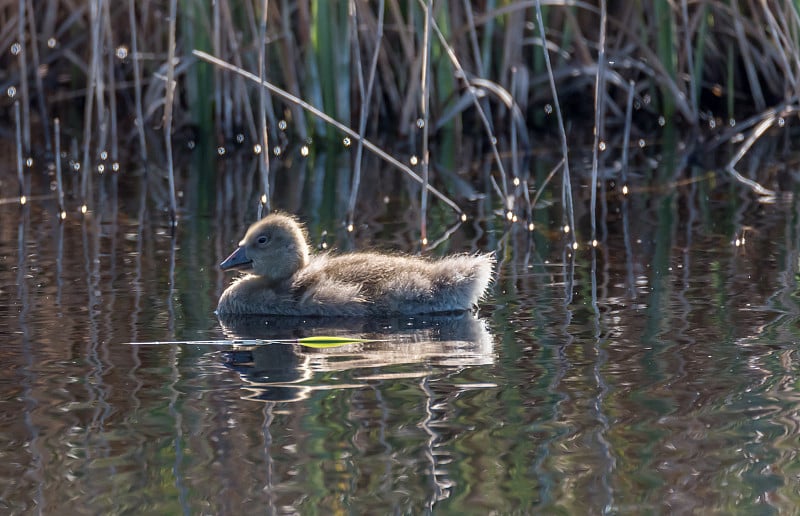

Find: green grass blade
[296,336,384,348]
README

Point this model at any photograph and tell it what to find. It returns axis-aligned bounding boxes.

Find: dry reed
[1,0,799,238]
[257,0,271,218]
[346,0,384,231]
[419,0,433,246]
[54,117,64,218]
[164,0,178,226]
[14,100,24,202]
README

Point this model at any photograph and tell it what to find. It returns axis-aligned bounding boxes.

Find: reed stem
[15,101,25,203]
[420,0,433,247]
[346,0,384,230]
[680,0,697,115]
[621,81,635,185]
[80,0,101,213]
[257,0,271,218]
[511,67,529,223]
[420,0,510,207]
[17,0,31,155]
[103,0,118,166]
[54,118,65,219]
[590,0,608,244]
[164,0,179,226]
[25,0,51,153]
[128,0,148,164]
[533,0,574,246]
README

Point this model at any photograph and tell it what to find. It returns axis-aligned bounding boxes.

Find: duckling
[217,213,494,316]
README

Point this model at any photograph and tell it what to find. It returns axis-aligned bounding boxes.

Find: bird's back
[295,252,494,314]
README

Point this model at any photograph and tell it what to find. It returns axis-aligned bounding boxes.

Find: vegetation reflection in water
[3,152,800,512]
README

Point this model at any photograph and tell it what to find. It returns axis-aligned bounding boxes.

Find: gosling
[216,213,494,316]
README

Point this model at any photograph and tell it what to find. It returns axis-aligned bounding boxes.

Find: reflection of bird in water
[224,344,312,403]
[220,313,495,508]
[217,213,494,316]
[219,313,495,403]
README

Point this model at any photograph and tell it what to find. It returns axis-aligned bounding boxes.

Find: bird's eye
[257,235,269,245]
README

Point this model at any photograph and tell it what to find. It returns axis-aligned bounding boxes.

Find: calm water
[2,166,800,514]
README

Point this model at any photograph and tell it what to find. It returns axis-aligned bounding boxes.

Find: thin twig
[725,111,790,197]
[530,158,564,211]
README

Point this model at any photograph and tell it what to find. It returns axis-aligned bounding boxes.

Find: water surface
[2,171,800,514]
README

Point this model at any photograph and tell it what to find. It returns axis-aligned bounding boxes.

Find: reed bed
[1,0,799,239]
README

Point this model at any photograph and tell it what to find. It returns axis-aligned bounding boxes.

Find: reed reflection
[16,203,44,511]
